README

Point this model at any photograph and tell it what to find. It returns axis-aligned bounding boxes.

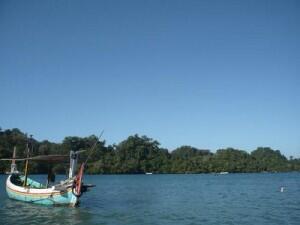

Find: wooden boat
[1,146,95,206]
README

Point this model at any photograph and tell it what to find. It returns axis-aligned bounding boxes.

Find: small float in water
[1,136,101,206]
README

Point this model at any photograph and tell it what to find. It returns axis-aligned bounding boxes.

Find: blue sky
[0,0,299,157]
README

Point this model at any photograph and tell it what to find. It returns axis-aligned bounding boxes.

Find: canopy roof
[0,155,69,162]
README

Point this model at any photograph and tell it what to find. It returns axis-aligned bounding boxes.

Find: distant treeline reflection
[0,128,299,174]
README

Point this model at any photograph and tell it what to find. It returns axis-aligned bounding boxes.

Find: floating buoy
[280,187,284,192]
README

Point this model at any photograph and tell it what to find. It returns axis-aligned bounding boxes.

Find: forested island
[0,128,299,174]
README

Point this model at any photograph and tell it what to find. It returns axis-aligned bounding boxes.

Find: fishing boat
[1,143,96,206]
[219,171,229,175]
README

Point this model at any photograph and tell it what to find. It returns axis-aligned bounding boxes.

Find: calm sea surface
[0,173,299,225]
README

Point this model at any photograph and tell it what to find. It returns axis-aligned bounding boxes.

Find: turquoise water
[0,173,299,225]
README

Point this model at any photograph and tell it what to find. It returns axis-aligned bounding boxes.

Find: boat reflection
[2,198,94,225]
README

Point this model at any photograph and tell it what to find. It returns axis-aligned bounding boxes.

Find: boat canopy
[0,155,69,162]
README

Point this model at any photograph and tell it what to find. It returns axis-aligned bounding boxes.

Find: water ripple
[0,173,299,225]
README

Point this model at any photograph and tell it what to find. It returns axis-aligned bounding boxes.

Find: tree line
[0,128,299,174]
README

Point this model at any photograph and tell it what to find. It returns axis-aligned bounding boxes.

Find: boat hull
[6,175,78,206]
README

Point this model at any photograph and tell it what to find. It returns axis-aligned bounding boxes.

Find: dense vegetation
[0,128,299,174]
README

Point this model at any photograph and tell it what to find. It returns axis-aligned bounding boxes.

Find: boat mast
[23,135,32,187]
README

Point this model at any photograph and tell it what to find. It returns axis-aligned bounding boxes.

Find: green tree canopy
[0,128,299,174]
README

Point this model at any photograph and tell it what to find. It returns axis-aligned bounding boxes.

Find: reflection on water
[1,198,93,225]
[1,173,300,225]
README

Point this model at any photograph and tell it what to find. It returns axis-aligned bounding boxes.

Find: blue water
[0,173,299,225]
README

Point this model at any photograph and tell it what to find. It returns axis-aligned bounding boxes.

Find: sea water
[0,173,299,225]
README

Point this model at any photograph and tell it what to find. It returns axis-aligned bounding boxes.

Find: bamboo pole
[23,140,30,187]
[23,159,29,187]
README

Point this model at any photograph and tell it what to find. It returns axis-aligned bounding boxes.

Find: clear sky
[0,0,299,157]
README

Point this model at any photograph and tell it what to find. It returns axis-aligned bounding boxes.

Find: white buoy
[280,187,284,192]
